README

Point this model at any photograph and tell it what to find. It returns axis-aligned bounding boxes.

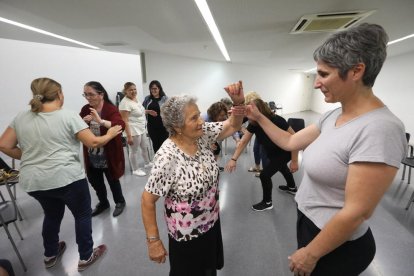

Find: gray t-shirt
[10,109,88,192]
[295,106,406,240]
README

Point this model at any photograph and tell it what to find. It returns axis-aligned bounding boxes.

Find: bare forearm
[256,114,292,150]
[305,209,366,260]
[0,147,22,160]
[231,137,249,161]
[141,196,160,237]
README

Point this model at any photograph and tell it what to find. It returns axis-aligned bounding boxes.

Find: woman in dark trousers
[246,23,407,275]
[0,78,118,271]
[226,98,298,211]
[80,81,126,217]
[142,80,169,153]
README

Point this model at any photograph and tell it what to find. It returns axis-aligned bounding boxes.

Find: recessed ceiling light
[0,16,99,50]
[194,0,230,62]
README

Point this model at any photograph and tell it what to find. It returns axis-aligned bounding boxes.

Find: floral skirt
[168,219,224,276]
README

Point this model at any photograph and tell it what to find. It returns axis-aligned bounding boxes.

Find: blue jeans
[29,178,93,260]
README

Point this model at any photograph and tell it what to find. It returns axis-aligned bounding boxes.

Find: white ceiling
[1,0,413,71]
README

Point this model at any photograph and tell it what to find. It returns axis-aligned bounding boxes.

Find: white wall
[143,51,313,114]
[0,38,142,132]
[309,51,414,135]
[375,52,414,135]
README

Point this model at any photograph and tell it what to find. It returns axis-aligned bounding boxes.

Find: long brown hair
[253,98,274,120]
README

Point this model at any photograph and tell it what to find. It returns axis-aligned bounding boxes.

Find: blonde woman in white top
[119,82,152,176]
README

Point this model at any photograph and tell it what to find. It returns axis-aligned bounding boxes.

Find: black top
[247,115,291,160]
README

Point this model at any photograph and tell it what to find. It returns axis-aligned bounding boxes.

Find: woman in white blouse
[119,82,152,176]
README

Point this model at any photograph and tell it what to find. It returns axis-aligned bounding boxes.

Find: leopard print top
[145,122,223,241]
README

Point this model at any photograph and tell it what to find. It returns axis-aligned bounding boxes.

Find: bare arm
[225,131,253,172]
[141,191,168,263]
[120,110,133,145]
[217,80,245,141]
[76,125,122,148]
[287,127,299,173]
[0,127,22,159]
[289,162,398,275]
[247,104,319,151]
[217,106,245,141]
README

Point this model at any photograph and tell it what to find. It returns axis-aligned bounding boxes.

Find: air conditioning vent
[290,10,376,34]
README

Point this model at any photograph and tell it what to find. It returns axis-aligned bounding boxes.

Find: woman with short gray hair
[246,23,406,275]
[141,82,245,276]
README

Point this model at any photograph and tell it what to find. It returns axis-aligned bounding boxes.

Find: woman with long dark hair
[142,80,169,153]
[80,81,126,217]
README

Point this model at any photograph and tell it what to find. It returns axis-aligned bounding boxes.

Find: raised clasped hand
[224,80,244,105]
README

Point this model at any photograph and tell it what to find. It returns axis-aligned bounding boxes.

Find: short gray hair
[161,95,197,136]
[313,23,388,87]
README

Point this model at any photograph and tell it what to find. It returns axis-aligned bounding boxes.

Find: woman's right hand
[245,103,262,122]
[147,240,168,263]
[127,135,134,145]
[225,159,237,172]
[107,125,123,138]
[146,110,157,117]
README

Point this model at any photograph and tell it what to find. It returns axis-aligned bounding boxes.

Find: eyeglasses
[82,93,99,98]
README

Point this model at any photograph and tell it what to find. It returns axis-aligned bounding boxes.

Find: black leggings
[296,210,376,276]
[259,156,295,202]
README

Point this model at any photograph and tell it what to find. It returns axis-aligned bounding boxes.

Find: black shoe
[113,202,126,217]
[252,201,273,211]
[278,185,297,195]
[91,203,109,217]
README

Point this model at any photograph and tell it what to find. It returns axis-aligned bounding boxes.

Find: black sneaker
[44,241,66,268]
[278,185,297,195]
[91,202,110,217]
[251,201,273,211]
[112,202,126,217]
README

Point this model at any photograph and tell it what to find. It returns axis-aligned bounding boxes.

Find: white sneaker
[144,162,154,169]
[133,169,147,176]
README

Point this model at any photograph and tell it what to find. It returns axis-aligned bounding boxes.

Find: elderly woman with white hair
[141,82,245,276]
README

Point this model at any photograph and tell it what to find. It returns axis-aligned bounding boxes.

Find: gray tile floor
[1,111,413,276]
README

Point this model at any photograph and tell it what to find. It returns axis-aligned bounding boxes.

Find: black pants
[0,157,12,172]
[259,156,295,202]
[296,209,376,276]
[169,220,223,276]
[148,127,168,154]
[87,167,125,206]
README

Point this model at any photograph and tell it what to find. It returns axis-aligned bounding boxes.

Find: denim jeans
[29,178,93,260]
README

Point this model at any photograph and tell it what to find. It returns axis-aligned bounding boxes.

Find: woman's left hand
[224,80,244,105]
[288,247,318,276]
